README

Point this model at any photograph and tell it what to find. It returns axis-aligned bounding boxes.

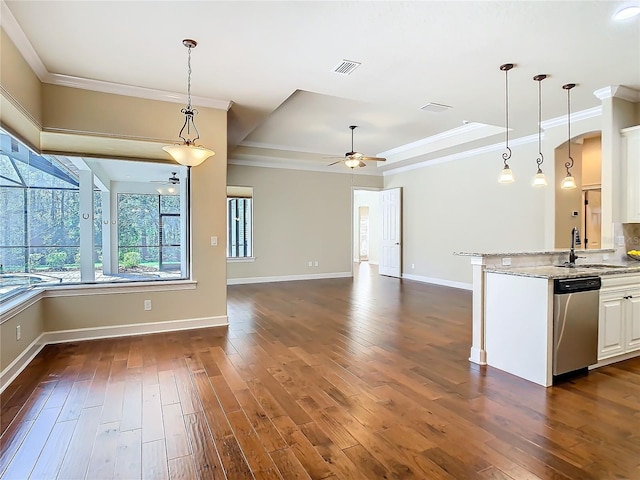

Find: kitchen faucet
[568,227,582,265]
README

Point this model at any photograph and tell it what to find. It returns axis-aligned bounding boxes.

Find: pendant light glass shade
[162,144,215,167]
[499,167,515,183]
[532,74,547,187]
[498,63,515,183]
[163,39,215,167]
[561,174,577,189]
[561,83,577,190]
[532,169,548,187]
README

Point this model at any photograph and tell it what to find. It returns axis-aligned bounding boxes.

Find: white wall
[384,139,547,285]
[353,189,381,264]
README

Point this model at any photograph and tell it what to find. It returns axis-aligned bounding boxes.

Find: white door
[379,187,401,278]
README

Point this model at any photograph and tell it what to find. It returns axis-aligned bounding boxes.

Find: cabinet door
[599,292,626,359]
[623,128,640,222]
[626,290,640,352]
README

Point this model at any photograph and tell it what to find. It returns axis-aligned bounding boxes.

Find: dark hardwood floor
[1,263,639,479]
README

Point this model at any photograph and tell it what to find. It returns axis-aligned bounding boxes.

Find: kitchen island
[457,250,640,386]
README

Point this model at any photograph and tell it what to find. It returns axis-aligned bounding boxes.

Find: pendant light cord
[536,77,544,171]
[186,44,192,111]
[564,84,575,174]
[503,66,511,164]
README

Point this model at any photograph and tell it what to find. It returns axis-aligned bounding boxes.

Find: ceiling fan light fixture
[163,39,215,167]
[344,158,361,169]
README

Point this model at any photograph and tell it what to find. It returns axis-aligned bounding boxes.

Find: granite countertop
[485,260,640,279]
[454,248,616,257]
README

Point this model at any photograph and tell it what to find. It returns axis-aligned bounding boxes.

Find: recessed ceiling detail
[420,102,452,113]
[333,60,361,76]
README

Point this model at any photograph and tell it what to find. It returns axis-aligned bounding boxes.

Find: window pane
[227,194,253,258]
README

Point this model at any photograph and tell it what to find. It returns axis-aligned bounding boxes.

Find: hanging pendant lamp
[561,83,577,189]
[163,39,215,167]
[498,63,515,183]
[532,74,548,187]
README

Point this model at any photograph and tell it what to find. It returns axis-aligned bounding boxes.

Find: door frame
[351,186,382,276]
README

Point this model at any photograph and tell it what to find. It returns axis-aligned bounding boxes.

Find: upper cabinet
[622,125,640,223]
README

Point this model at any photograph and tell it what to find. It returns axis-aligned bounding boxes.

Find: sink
[555,264,627,269]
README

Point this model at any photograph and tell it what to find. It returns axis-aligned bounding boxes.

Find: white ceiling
[3,1,640,175]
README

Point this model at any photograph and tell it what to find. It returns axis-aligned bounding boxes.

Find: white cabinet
[598,275,640,360]
[621,125,640,223]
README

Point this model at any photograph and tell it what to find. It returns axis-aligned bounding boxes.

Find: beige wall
[0,28,42,147]
[384,140,547,285]
[555,142,583,248]
[1,31,228,372]
[1,302,43,372]
[582,136,602,187]
[227,165,382,280]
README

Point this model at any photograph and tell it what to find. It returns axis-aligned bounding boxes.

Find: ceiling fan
[151,172,180,185]
[327,125,386,169]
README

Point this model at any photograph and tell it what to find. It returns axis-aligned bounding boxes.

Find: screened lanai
[0,129,188,302]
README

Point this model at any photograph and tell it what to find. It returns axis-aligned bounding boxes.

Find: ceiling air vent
[420,102,452,113]
[333,60,361,76]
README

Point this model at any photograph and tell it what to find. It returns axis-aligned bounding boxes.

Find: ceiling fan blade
[327,160,343,166]
[361,156,386,162]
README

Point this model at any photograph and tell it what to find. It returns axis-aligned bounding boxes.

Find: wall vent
[420,102,452,113]
[333,60,361,76]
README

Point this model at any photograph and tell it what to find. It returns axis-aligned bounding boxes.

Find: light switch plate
[210,236,218,246]
[502,257,512,266]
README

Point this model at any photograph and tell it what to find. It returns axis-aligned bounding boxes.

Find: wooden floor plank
[1,264,638,479]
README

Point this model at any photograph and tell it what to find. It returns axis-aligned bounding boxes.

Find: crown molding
[593,85,640,102]
[0,1,232,111]
[540,105,602,130]
[0,1,48,79]
[228,158,382,176]
[382,133,538,177]
[46,73,232,111]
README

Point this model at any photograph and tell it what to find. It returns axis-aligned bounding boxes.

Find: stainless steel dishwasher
[553,276,601,377]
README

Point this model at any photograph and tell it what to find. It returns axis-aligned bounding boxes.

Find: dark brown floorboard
[1,263,639,479]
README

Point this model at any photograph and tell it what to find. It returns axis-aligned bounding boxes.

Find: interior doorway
[583,188,602,249]
[353,189,381,265]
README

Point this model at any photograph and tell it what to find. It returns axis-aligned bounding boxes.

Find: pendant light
[163,39,215,167]
[560,83,577,189]
[498,63,515,183]
[532,74,548,187]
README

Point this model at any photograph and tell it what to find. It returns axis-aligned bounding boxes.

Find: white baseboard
[591,350,640,369]
[0,315,228,394]
[227,272,352,285]
[0,334,46,394]
[402,273,472,291]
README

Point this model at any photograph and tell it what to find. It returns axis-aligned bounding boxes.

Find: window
[0,128,189,302]
[227,186,253,258]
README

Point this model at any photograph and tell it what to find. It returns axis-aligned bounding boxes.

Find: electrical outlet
[502,257,512,266]
[411,263,415,269]
[144,300,152,311]
[308,261,313,267]
[314,261,319,267]
[16,325,21,341]
[602,253,610,260]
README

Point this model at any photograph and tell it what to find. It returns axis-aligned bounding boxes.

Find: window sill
[227,257,256,263]
[0,279,197,324]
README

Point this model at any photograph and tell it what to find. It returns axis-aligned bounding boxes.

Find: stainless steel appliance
[553,276,601,377]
